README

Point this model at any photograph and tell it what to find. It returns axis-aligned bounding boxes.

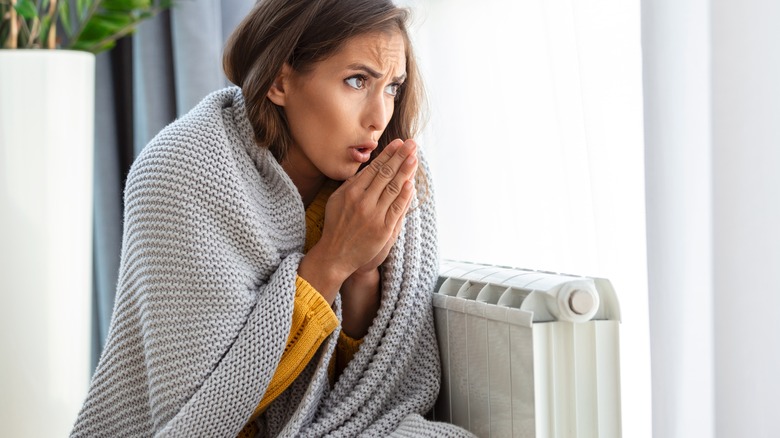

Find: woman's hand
[298,138,418,304]
[351,154,416,275]
[338,160,415,338]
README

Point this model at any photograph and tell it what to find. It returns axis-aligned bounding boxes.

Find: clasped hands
[297,138,418,307]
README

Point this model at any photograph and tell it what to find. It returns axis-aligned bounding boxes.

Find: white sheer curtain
[642,0,713,436]
[404,0,649,436]
[644,0,780,437]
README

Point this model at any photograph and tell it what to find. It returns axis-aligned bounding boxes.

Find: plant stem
[28,16,39,47]
[8,0,17,48]
[46,0,56,48]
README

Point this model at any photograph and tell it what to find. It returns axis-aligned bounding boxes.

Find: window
[406,1,649,435]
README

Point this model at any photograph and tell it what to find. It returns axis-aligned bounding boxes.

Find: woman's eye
[345,76,366,90]
[385,83,401,97]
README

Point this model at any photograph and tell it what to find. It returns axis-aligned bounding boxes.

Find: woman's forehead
[333,31,407,77]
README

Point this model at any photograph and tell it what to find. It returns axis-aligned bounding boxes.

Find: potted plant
[1,0,171,51]
[0,1,171,435]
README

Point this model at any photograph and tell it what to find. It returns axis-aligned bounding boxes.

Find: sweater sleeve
[335,331,363,379]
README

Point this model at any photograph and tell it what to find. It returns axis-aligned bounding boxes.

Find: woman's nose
[364,91,392,134]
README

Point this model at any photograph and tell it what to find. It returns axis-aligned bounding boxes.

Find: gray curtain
[91,0,254,371]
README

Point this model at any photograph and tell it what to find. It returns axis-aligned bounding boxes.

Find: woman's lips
[349,142,378,163]
[350,147,372,163]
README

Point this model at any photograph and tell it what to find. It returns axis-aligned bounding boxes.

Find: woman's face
[269,31,407,183]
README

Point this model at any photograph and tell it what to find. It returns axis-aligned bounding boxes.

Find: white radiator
[432,260,622,438]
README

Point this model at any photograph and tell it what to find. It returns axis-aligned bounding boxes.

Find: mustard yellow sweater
[238,181,362,437]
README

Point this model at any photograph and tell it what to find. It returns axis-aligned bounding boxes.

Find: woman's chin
[325,165,361,182]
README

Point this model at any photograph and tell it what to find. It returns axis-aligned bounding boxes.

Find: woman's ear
[267,63,293,106]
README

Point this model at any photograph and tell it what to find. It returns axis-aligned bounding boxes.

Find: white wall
[712,0,780,436]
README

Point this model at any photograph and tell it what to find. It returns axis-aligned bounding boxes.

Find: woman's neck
[281,159,326,208]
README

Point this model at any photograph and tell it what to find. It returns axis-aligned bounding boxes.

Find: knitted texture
[389,414,477,437]
[71,87,473,437]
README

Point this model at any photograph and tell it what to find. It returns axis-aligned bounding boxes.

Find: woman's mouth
[349,143,377,163]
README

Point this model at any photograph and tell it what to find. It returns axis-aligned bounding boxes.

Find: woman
[72,0,471,436]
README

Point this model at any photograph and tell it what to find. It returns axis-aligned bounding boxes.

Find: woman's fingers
[390,183,413,238]
[354,186,413,275]
[355,139,417,200]
[377,152,417,213]
[319,138,418,275]
[385,178,414,228]
[351,138,404,189]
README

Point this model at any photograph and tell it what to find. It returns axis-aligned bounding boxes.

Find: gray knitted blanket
[71,87,472,437]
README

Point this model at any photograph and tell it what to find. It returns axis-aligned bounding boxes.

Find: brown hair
[223,0,425,163]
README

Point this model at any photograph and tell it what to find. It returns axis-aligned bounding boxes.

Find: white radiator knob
[570,289,595,315]
[551,280,600,322]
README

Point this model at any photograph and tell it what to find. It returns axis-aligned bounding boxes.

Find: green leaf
[97,11,136,28]
[93,40,117,53]
[59,0,72,36]
[60,0,173,53]
[77,12,134,42]
[76,0,89,20]
[70,38,116,54]
[13,0,38,19]
[71,37,116,54]
[42,0,49,11]
[40,14,51,43]
[102,0,151,12]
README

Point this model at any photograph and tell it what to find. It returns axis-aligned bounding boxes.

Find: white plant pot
[0,50,94,436]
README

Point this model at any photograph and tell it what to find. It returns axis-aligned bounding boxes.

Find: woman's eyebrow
[347,63,407,82]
